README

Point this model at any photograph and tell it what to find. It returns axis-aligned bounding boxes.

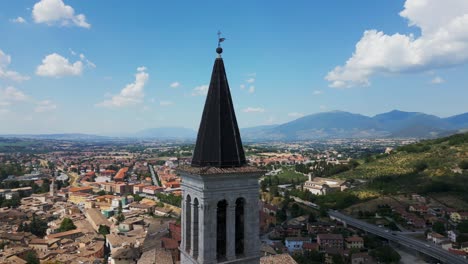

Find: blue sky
[1,0,468,134]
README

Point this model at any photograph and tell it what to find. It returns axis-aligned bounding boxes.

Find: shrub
[459,160,468,170]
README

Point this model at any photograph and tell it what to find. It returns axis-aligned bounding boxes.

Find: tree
[98,225,110,237]
[460,160,468,170]
[133,193,143,202]
[370,246,401,263]
[116,213,125,224]
[414,161,428,172]
[432,221,445,234]
[332,254,345,264]
[457,221,468,233]
[25,250,40,264]
[29,215,48,238]
[308,212,316,223]
[269,186,279,197]
[58,218,76,232]
[260,180,267,192]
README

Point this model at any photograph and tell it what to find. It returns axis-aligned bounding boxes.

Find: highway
[329,210,468,264]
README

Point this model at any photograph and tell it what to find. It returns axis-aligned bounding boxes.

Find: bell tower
[178,42,263,264]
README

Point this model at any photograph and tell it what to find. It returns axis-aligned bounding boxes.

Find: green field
[266,167,308,185]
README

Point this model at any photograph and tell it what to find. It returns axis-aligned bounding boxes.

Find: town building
[303,176,346,195]
[285,237,311,253]
[317,233,344,249]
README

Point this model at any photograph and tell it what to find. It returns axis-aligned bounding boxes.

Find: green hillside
[337,133,468,201]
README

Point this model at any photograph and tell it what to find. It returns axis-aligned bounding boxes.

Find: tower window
[235,197,245,255]
[217,199,227,260]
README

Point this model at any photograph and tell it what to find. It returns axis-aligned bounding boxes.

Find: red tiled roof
[303,242,319,250]
[114,167,129,180]
[346,236,364,242]
[161,237,179,249]
[69,186,93,193]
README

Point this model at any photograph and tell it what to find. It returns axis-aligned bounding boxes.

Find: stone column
[190,200,199,258]
[244,198,260,257]
[226,200,236,260]
[197,201,206,263]
[181,193,186,252]
[199,200,217,263]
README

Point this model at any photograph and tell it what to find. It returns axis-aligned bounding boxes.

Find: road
[148,164,160,187]
[329,210,468,264]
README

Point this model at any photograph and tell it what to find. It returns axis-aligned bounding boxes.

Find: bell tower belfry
[178,41,263,264]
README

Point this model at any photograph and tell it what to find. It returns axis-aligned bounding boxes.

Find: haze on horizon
[1,0,468,134]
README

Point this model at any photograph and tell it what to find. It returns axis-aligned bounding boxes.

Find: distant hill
[242,110,468,140]
[134,127,197,139]
[0,133,111,141]
[444,113,468,129]
[336,132,468,203]
[2,110,467,141]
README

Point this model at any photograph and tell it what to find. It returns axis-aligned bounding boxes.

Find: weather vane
[218,31,226,47]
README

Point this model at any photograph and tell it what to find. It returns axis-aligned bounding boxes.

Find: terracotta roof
[260,253,298,264]
[303,242,319,250]
[318,233,344,240]
[346,236,364,242]
[114,167,128,180]
[46,229,83,239]
[69,186,93,193]
[161,237,179,249]
[178,165,265,175]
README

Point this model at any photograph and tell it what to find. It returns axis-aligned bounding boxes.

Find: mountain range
[1,110,467,141]
[241,110,468,140]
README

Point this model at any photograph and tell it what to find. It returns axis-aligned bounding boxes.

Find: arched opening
[192,198,199,258]
[235,198,245,255]
[217,199,227,260]
[185,194,191,252]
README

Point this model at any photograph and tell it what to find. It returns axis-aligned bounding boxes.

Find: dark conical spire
[191,48,246,168]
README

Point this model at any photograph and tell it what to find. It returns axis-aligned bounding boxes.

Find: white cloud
[326,0,468,88]
[0,87,27,115]
[35,100,57,112]
[431,76,445,84]
[79,53,96,68]
[97,67,149,108]
[160,100,174,106]
[10,17,27,24]
[313,90,323,95]
[0,86,28,101]
[0,50,30,82]
[170,82,180,88]
[320,105,327,110]
[240,84,245,90]
[288,112,304,118]
[36,53,83,77]
[246,77,255,83]
[192,85,209,96]
[32,0,90,28]
[248,86,255,93]
[243,107,265,113]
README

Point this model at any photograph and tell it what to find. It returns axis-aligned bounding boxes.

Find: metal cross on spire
[217,31,226,47]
